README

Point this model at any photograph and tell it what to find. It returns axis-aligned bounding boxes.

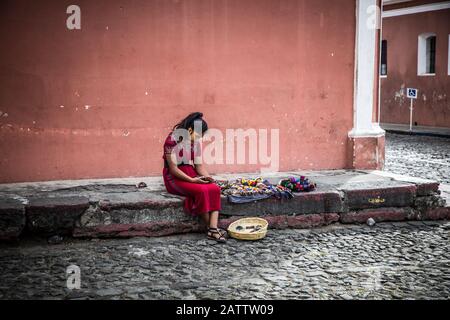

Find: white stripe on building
[383,1,450,18]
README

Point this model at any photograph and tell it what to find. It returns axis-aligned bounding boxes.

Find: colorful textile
[216,178,293,204]
[279,176,316,192]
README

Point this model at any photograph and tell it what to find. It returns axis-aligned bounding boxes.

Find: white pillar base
[348,123,385,138]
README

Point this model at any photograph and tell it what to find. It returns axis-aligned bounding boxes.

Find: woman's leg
[207,210,226,241]
[200,212,210,229]
[165,167,224,240]
[209,211,219,229]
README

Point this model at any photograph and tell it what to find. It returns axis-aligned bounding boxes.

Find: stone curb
[0,173,449,240]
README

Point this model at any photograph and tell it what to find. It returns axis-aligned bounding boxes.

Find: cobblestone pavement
[0,222,449,300]
[385,133,450,184]
[0,133,449,300]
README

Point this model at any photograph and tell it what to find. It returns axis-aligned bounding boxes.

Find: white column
[349,0,385,138]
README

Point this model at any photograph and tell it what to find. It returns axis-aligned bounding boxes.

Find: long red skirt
[163,165,222,216]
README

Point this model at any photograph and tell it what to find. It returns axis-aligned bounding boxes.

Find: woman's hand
[191,177,210,184]
[194,164,214,183]
[199,176,215,183]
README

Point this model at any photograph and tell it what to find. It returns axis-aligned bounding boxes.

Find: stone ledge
[26,196,90,235]
[220,189,344,216]
[340,207,417,224]
[73,221,204,238]
[360,170,440,196]
[218,213,341,230]
[73,213,342,239]
[343,184,416,210]
[1,170,449,241]
[0,199,26,240]
[420,207,450,221]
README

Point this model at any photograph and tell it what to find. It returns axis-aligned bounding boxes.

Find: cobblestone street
[0,133,449,300]
[385,133,450,184]
[0,222,449,300]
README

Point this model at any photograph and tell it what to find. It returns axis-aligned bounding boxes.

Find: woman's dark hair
[173,112,208,134]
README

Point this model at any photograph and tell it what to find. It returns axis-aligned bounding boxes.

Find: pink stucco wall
[380,7,450,127]
[0,0,356,183]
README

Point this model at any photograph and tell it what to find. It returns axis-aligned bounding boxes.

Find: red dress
[162,132,222,216]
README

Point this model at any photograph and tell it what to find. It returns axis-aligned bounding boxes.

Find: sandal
[204,226,228,238]
[207,228,227,243]
[217,227,228,238]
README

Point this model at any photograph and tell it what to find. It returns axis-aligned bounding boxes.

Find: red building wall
[0,0,357,183]
[380,5,450,127]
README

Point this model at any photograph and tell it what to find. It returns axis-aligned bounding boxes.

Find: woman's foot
[217,227,228,238]
[203,225,228,238]
[207,227,227,243]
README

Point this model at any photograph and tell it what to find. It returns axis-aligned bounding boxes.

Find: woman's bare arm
[194,163,214,181]
[166,153,208,184]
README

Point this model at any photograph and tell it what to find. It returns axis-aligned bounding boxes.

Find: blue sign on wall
[407,88,418,99]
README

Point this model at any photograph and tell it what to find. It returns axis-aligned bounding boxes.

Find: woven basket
[227,217,269,241]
